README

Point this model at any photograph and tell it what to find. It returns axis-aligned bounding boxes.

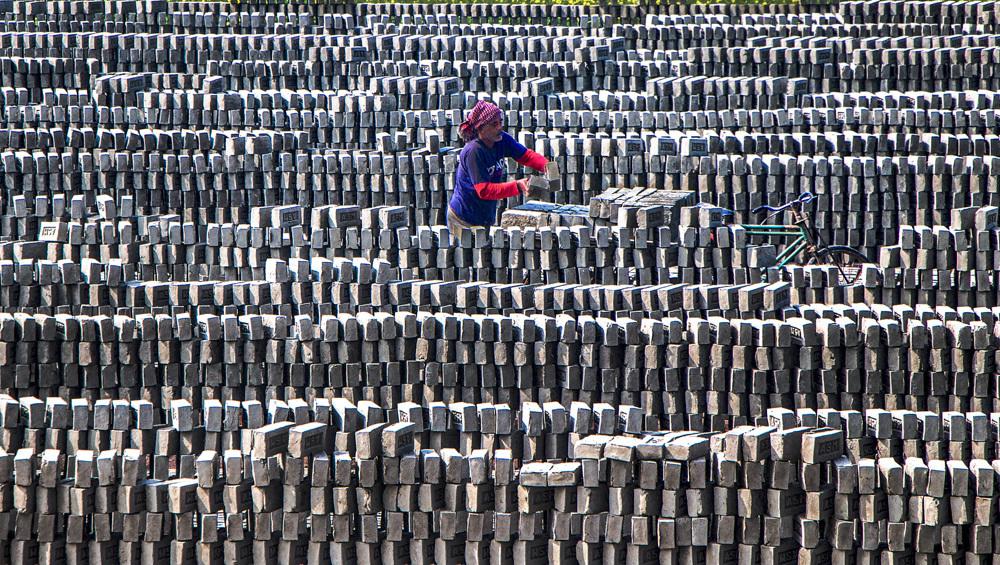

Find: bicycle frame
[740,224,809,269]
[739,205,820,270]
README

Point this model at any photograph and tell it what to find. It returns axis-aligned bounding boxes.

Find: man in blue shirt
[448,100,549,242]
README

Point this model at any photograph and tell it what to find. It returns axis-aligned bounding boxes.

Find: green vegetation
[351,0,802,5]
[357,0,633,5]
[218,0,809,6]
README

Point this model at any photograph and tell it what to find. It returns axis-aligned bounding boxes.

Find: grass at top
[217,0,810,6]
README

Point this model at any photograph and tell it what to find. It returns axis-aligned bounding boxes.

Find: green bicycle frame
[740,224,811,270]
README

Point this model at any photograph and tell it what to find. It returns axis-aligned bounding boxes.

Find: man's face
[479,118,503,144]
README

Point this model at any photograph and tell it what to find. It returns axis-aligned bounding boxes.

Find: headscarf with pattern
[459,100,502,142]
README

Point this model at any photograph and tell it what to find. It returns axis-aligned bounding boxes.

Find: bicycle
[744,192,875,286]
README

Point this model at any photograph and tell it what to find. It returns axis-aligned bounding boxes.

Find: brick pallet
[4,305,1000,429]
[4,407,1000,563]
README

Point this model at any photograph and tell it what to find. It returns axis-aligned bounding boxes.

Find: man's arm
[503,132,549,173]
[514,148,548,172]
[473,181,521,200]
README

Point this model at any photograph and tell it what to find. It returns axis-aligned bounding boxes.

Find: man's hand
[516,177,531,197]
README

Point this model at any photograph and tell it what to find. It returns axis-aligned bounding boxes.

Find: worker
[447,100,549,243]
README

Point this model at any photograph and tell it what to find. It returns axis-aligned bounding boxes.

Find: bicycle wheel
[807,246,873,286]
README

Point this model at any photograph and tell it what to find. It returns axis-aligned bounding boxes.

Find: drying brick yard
[0,0,998,563]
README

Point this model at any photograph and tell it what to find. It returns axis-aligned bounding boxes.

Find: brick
[252,422,294,460]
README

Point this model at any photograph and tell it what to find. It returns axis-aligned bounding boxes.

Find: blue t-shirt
[449,132,528,227]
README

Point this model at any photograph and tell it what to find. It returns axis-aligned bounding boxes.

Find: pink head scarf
[459,100,502,141]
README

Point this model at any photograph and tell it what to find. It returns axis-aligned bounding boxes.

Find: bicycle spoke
[806,246,873,287]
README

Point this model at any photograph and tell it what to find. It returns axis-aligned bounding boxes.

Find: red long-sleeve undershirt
[472,149,549,200]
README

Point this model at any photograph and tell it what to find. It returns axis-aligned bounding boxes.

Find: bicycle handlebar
[751,192,814,215]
